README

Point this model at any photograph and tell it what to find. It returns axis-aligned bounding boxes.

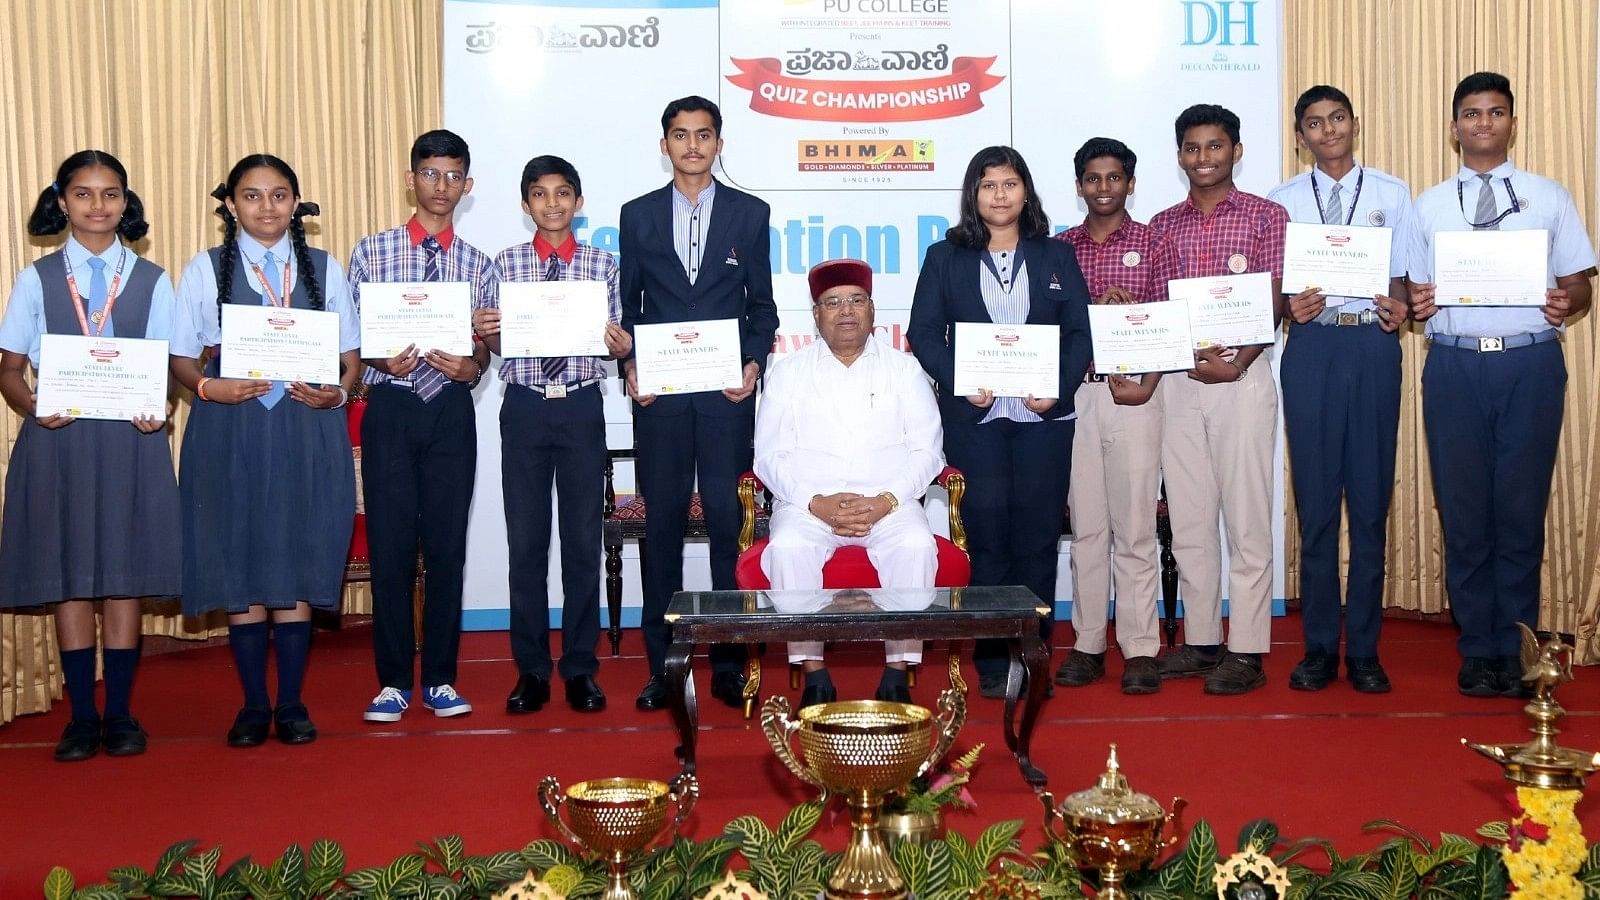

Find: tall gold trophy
[538,775,698,900]
[1041,745,1186,900]
[762,692,967,900]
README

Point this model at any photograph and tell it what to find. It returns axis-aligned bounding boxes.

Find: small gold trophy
[1041,745,1186,900]
[538,775,698,900]
[762,691,966,900]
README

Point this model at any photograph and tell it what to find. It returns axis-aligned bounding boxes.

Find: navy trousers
[1421,340,1565,658]
[502,383,606,680]
[633,405,755,676]
[1281,322,1400,658]
[361,382,476,690]
[944,415,1072,676]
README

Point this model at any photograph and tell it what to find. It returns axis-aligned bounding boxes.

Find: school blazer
[907,236,1092,425]
[619,180,779,418]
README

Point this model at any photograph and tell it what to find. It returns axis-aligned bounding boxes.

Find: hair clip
[50,181,60,194]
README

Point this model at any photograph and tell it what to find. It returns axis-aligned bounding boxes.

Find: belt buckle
[1336,312,1360,327]
[1477,337,1504,353]
[545,382,568,398]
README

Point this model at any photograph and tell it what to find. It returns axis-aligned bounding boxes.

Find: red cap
[807,258,872,303]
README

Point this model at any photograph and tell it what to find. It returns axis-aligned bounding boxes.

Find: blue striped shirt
[485,241,621,387]
[978,249,1040,424]
[347,222,496,387]
[672,181,716,283]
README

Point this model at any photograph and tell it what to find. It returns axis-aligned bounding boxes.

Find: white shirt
[1408,161,1598,338]
[1267,162,1417,312]
[754,333,944,509]
[0,236,175,367]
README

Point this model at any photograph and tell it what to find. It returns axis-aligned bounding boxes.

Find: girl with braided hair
[0,150,181,761]
[170,154,360,748]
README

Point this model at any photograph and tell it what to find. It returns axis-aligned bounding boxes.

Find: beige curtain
[1279,0,1600,659]
[0,0,441,723]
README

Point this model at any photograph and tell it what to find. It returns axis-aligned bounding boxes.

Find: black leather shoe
[102,716,148,756]
[799,681,838,709]
[1203,653,1267,695]
[1054,650,1106,687]
[709,671,747,709]
[274,704,318,745]
[55,719,100,762]
[1458,657,1500,697]
[1497,656,1533,699]
[565,675,607,712]
[635,675,669,711]
[226,706,272,748]
[1121,657,1161,695]
[1288,652,1338,691]
[506,673,551,714]
[1346,657,1392,694]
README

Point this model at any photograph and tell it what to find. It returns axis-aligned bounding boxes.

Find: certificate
[498,280,609,358]
[953,323,1060,399]
[36,335,169,421]
[1087,300,1196,374]
[1434,229,1549,306]
[221,305,341,384]
[1281,222,1393,299]
[633,318,744,395]
[1168,272,1277,348]
[358,281,472,356]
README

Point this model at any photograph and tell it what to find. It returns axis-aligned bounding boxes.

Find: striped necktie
[1473,174,1499,231]
[411,236,448,402]
[539,253,566,384]
[1321,183,1343,225]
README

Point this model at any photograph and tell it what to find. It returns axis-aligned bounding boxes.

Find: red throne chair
[730,466,972,716]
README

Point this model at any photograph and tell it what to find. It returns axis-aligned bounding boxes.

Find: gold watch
[878,491,899,512]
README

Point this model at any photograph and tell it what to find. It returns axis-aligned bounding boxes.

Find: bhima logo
[797,139,934,171]
[1180,1,1258,45]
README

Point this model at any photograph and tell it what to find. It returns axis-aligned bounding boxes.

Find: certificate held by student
[1086,300,1195,374]
[36,334,169,421]
[1281,222,1392,299]
[952,322,1060,398]
[357,280,473,356]
[633,317,744,395]
[497,279,609,358]
[220,303,341,385]
[1168,271,1277,348]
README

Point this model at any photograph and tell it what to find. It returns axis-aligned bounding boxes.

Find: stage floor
[4,615,1599,892]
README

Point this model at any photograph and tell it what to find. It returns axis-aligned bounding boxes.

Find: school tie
[538,253,567,384]
[411,236,448,402]
[258,251,286,409]
[1321,183,1342,225]
[1474,173,1499,231]
[86,257,111,337]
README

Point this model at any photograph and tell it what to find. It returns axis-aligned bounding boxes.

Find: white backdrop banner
[443,0,1286,629]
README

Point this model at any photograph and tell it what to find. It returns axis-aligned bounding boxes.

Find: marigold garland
[1503,786,1586,900]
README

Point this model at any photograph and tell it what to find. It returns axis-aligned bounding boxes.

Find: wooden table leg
[665,639,697,778]
[1006,631,1050,790]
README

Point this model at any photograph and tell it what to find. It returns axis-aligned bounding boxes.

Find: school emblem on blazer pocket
[1048,272,1063,290]
[725,247,739,266]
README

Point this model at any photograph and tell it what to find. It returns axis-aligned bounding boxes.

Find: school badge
[1226,253,1248,274]
[1367,210,1386,226]
[1122,251,1141,267]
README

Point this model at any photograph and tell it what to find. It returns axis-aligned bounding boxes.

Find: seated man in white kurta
[754,258,945,708]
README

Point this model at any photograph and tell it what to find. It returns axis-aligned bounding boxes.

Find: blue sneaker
[364,686,412,722]
[423,684,472,717]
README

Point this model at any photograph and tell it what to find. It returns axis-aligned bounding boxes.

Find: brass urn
[1041,745,1185,899]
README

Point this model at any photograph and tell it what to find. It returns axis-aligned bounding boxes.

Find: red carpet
[4,615,1599,893]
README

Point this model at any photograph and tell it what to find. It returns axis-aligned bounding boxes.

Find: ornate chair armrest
[933,466,968,553]
[738,471,763,552]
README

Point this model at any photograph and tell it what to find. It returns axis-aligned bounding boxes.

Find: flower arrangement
[886,742,983,815]
[1503,786,1587,900]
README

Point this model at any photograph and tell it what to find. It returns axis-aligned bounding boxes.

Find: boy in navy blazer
[619,95,779,711]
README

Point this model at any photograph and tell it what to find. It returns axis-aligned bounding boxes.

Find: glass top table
[663,586,1052,789]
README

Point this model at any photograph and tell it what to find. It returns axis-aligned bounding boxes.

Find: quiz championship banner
[444,0,1285,629]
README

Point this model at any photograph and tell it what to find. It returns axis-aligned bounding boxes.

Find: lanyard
[1456,176,1522,229]
[247,256,294,307]
[1309,167,1364,226]
[63,246,129,337]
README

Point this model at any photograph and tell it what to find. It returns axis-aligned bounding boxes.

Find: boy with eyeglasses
[348,129,493,722]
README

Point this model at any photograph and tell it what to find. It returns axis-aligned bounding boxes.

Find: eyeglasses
[817,293,872,311]
[415,167,467,186]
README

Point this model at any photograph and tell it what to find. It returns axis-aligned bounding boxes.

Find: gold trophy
[538,775,698,900]
[1041,745,1186,899]
[762,691,966,900]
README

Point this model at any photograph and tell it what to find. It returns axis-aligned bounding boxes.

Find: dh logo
[1181,1,1258,46]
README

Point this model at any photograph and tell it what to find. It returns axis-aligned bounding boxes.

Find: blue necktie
[410,236,448,402]
[259,251,286,409]
[86,257,113,337]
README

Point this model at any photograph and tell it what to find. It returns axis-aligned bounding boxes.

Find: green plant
[890,819,1025,900]
[886,743,985,816]
[722,799,836,899]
